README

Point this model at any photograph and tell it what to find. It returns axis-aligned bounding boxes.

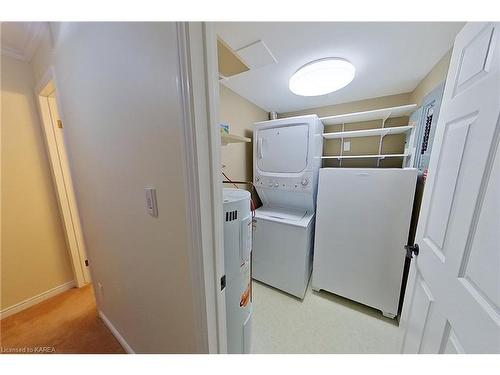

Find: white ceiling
[215,22,464,113]
[1,22,45,62]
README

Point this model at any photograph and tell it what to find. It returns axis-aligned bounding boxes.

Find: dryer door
[256,124,309,173]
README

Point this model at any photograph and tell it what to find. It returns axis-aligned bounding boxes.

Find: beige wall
[320,116,411,168]
[31,22,206,353]
[410,49,452,106]
[219,84,268,182]
[281,93,413,168]
[1,54,74,310]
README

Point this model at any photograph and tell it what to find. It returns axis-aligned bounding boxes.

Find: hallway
[0,285,125,354]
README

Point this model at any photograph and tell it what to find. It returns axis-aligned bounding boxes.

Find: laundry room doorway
[210,21,475,354]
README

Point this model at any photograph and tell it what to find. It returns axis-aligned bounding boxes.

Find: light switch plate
[145,187,158,217]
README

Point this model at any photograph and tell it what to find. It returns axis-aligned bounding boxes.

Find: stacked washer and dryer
[252,115,324,299]
[250,113,419,320]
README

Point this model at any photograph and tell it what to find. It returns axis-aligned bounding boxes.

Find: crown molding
[1,22,46,62]
[1,44,27,61]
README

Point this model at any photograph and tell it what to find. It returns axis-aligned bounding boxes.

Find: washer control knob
[301,178,309,186]
[274,182,279,188]
[268,181,274,187]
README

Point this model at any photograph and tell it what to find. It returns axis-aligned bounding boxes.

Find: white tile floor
[251,280,402,353]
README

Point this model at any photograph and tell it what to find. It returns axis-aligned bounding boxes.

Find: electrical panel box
[408,82,445,174]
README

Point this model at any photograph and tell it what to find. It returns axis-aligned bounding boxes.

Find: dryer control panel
[254,172,313,193]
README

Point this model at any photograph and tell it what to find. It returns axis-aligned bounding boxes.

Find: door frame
[177,22,227,353]
[34,67,90,288]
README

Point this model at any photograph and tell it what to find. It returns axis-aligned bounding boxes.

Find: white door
[400,22,500,354]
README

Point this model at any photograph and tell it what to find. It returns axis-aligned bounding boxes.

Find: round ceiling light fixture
[289,57,355,96]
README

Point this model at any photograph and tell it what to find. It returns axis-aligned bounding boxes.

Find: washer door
[256,124,309,173]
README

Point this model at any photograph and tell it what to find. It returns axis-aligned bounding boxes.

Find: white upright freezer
[312,168,417,318]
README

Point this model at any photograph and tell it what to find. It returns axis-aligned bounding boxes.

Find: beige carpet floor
[0,284,125,354]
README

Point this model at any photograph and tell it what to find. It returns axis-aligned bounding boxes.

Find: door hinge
[57,119,63,128]
[405,243,420,259]
[220,275,226,291]
[84,259,89,267]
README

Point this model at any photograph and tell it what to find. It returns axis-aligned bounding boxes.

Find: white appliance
[312,168,417,318]
[223,188,253,354]
[252,115,323,299]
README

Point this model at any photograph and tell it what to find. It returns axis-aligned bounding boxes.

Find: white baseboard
[98,310,135,354]
[0,280,76,319]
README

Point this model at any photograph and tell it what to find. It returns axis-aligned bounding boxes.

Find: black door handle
[405,243,420,259]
